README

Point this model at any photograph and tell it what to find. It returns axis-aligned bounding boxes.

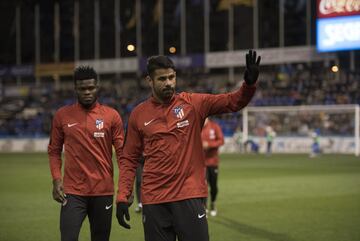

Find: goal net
[239,104,360,156]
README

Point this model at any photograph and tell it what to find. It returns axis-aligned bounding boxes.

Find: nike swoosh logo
[198,213,206,218]
[144,119,155,126]
[67,123,78,127]
[105,204,112,210]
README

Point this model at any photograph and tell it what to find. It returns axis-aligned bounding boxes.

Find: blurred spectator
[0,64,359,138]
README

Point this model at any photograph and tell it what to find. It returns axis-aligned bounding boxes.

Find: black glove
[244,49,261,85]
[116,202,131,229]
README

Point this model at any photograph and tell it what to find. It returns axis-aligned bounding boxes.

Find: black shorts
[60,194,113,241]
[142,198,209,241]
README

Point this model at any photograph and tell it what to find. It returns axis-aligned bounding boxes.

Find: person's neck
[79,100,97,110]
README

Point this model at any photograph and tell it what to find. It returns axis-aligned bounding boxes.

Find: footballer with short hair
[116,50,261,241]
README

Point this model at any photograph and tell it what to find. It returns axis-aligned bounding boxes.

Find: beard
[154,87,174,102]
[162,87,174,96]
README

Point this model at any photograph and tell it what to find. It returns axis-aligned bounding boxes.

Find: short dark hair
[73,66,98,85]
[147,55,175,77]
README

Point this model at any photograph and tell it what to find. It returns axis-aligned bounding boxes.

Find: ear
[146,75,152,87]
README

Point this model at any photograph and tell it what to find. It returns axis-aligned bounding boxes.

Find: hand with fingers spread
[116,202,131,229]
[244,49,261,85]
[52,179,67,205]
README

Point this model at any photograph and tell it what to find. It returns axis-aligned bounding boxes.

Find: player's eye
[78,86,96,91]
[157,77,167,81]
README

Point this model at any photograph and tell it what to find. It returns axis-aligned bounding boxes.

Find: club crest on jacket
[173,106,184,119]
[96,119,104,130]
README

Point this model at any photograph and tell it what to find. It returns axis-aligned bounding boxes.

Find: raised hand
[244,50,261,85]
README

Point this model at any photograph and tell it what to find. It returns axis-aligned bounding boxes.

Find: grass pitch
[0,153,359,241]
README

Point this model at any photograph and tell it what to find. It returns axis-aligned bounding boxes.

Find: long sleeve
[116,111,143,203]
[48,111,64,181]
[190,82,256,120]
[112,112,125,163]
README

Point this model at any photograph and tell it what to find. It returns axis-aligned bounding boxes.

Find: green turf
[0,153,359,241]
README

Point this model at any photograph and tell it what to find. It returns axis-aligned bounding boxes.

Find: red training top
[48,102,124,196]
[201,119,224,167]
[117,82,256,204]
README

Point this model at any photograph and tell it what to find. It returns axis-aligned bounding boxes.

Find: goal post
[241,104,360,156]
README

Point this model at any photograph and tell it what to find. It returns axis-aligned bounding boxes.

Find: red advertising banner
[317,0,360,18]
